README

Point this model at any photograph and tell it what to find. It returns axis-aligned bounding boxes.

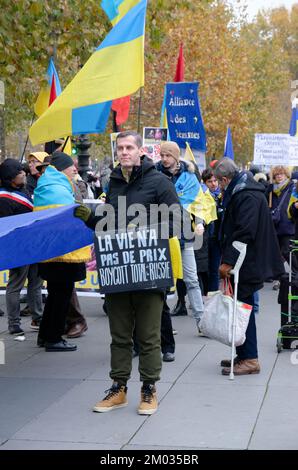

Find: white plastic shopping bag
[199,280,252,346]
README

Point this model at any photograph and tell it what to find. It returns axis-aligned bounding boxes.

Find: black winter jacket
[220,172,284,298]
[86,156,180,232]
[271,181,295,237]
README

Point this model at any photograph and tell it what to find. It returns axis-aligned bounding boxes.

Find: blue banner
[0,205,93,271]
[165,82,206,151]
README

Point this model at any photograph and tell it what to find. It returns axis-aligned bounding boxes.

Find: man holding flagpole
[157,141,205,333]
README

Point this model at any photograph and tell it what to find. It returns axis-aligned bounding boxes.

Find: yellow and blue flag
[175,172,204,219]
[160,86,168,128]
[184,141,196,164]
[30,0,147,145]
[175,171,217,224]
[0,206,93,270]
[201,187,217,225]
[101,0,141,25]
[288,187,298,219]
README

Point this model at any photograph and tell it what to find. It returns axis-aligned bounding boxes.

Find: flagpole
[61,136,70,152]
[112,110,121,133]
[20,114,35,162]
[137,87,143,134]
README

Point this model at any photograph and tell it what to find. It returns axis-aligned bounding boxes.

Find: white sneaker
[196,321,207,337]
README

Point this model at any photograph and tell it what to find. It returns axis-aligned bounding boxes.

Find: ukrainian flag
[175,172,217,224]
[175,172,204,219]
[29,0,146,145]
[287,188,298,219]
[201,186,217,225]
[101,0,141,25]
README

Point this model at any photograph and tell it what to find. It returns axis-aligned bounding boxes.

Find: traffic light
[71,139,78,156]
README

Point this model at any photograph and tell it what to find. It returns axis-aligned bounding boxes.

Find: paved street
[0,284,297,451]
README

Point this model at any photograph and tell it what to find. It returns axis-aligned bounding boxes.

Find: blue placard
[165,82,206,151]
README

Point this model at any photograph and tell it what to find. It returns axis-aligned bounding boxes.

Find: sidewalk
[0,285,297,451]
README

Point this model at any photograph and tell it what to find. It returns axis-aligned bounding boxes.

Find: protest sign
[110,132,120,166]
[0,269,102,297]
[94,226,173,294]
[254,134,298,166]
[165,82,206,151]
[143,127,168,144]
[143,127,168,163]
[142,143,161,163]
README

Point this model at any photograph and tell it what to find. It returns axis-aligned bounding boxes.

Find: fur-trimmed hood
[156,159,197,177]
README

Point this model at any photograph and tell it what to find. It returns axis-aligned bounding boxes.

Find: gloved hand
[74,204,91,222]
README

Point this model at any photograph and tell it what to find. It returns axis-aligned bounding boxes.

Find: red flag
[174,43,185,82]
[112,96,131,126]
[48,74,57,106]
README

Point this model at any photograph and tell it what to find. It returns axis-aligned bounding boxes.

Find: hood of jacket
[34,165,74,209]
[156,159,195,178]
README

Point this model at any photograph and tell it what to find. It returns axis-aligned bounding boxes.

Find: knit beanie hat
[160,141,180,162]
[50,152,74,171]
[0,158,23,185]
[27,151,49,163]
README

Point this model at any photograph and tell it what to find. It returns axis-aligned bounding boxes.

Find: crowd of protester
[0,132,296,415]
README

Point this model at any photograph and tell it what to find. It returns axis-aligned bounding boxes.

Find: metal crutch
[229,241,247,380]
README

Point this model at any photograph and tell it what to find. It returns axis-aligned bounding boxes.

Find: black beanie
[51,152,74,171]
[0,158,23,185]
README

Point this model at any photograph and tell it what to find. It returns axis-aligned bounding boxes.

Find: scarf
[273,179,289,197]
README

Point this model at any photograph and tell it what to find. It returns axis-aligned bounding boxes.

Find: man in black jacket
[214,158,284,375]
[75,131,180,415]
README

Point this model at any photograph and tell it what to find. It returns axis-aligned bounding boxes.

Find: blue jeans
[182,245,204,323]
[253,291,260,314]
[6,264,43,329]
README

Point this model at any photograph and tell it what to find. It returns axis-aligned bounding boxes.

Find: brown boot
[222,358,260,376]
[138,384,158,415]
[93,382,128,412]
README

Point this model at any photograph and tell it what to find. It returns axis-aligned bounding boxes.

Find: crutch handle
[230,241,247,276]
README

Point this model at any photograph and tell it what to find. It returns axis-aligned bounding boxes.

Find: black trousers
[39,281,74,343]
[161,301,175,354]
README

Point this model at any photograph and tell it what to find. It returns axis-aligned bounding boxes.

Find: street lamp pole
[76,134,91,181]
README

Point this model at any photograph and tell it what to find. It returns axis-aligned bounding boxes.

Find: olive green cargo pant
[105,291,163,384]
